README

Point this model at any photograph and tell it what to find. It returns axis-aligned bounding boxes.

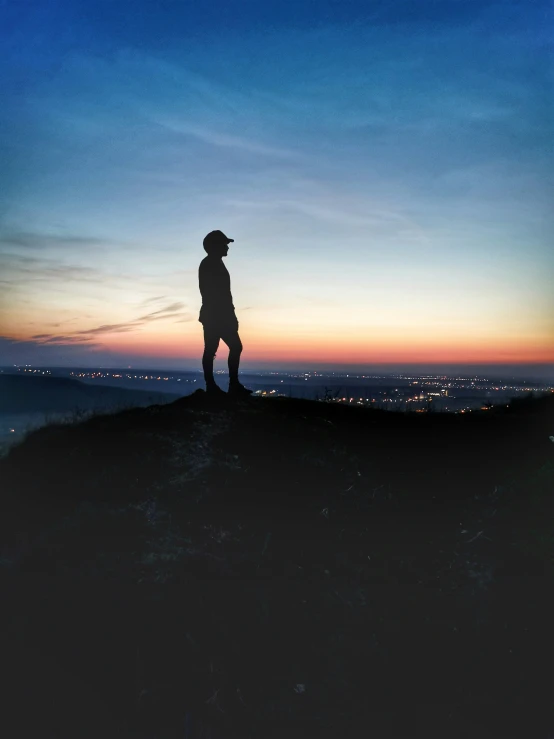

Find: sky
[1,0,553,378]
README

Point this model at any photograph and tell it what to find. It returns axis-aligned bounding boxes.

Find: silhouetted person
[199,230,252,397]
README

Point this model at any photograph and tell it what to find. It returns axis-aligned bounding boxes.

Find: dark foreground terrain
[1,391,552,738]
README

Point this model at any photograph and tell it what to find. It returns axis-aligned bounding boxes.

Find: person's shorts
[201,318,241,353]
[200,312,239,338]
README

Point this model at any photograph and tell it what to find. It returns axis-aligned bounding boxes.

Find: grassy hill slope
[0,391,552,738]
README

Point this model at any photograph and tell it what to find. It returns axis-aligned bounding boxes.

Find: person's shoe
[205,383,226,397]
[228,382,253,397]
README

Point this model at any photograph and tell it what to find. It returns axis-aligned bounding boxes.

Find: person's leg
[220,330,243,384]
[202,326,221,390]
[220,330,252,394]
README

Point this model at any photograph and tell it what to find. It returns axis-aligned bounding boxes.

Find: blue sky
[0,0,552,376]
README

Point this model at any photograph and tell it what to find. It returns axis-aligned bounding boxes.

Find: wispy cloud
[75,323,141,337]
[226,196,429,241]
[0,253,120,285]
[137,301,185,321]
[22,301,191,345]
[0,336,100,355]
[36,334,101,344]
[138,295,167,307]
[0,231,110,250]
[141,312,190,323]
[156,118,301,160]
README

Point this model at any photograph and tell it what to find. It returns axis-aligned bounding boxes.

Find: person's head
[203,230,234,258]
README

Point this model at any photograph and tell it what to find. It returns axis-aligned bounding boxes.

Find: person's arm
[199,260,219,305]
[199,260,235,312]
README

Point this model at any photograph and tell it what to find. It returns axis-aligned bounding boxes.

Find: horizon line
[3,361,553,381]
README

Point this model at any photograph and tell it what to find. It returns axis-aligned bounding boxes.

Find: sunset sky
[1,0,552,377]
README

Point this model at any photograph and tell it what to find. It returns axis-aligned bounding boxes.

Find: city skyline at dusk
[1,1,552,379]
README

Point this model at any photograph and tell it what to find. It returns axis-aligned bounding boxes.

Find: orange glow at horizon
[5,298,553,369]
[89,326,554,366]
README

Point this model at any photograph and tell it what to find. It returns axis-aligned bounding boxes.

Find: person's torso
[198,257,235,319]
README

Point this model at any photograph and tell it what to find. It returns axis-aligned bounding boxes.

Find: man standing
[198,230,252,397]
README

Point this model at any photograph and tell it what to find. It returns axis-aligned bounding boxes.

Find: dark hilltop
[1,390,552,738]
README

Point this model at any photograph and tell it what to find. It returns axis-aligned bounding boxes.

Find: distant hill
[0,374,182,414]
[0,391,552,739]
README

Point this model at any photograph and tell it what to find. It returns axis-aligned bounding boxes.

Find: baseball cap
[203,230,234,249]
